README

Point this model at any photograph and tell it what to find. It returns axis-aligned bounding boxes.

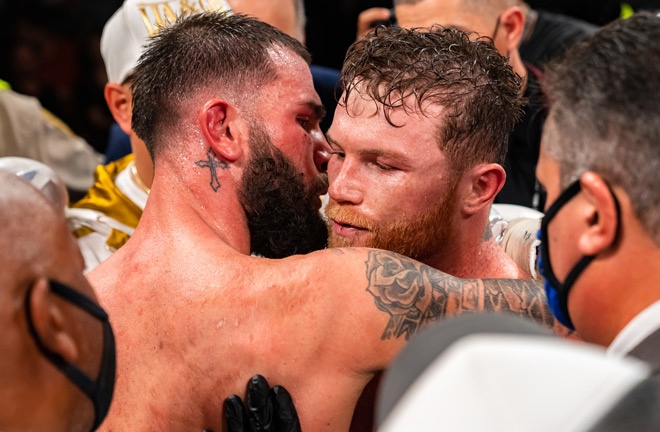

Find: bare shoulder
[284,248,565,339]
[86,253,124,301]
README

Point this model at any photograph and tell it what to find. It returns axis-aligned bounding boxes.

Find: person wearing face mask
[0,170,116,432]
[536,11,660,372]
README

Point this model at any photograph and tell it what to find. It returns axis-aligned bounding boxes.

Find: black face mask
[25,279,116,432]
[538,180,621,330]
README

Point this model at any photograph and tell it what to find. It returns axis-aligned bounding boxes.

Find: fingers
[225,375,301,432]
[246,375,274,431]
[224,395,248,432]
[272,385,302,432]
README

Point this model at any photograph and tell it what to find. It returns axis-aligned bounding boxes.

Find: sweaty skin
[325,90,529,281]
[91,243,555,431]
[91,14,570,431]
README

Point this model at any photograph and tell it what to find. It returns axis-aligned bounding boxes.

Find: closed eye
[371,160,396,171]
[329,149,345,159]
[297,117,313,131]
[327,140,344,159]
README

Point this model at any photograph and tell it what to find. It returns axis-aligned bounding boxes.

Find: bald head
[0,171,83,290]
[0,170,106,432]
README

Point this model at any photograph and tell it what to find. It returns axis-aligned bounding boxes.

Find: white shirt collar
[607,299,660,357]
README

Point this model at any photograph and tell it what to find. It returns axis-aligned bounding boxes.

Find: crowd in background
[0,0,653,159]
[3,1,660,431]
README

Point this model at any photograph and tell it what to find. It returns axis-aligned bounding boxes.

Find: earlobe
[199,100,242,163]
[104,83,133,135]
[577,172,620,256]
[462,163,506,215]
[29,278,78,364]
[500,7,525,50]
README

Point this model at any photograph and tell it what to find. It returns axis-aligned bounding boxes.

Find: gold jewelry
[130,162,151,194]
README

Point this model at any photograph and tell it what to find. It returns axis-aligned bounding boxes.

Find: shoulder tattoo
[364,250,558,341]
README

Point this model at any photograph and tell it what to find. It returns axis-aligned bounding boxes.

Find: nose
[327,155,363,205]
[313,131,331,173]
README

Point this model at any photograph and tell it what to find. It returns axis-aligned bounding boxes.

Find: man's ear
[499,7,526,51]
[104,82,133,135]
[198,100,243,163]
[462,163,506,215]
[577,172,620,256]
[28,278,78,364]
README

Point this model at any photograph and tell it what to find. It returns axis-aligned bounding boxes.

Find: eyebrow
[305,100,326,122]
[326,133,414,167]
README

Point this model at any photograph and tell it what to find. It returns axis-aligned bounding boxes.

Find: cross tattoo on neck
[195,149,229,192]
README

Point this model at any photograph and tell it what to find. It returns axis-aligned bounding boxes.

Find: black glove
[224,374,301,432]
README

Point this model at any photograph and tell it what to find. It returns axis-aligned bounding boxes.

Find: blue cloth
[310,64,341,132]
[103,123,131,164]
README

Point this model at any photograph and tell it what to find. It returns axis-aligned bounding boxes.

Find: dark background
[0,0,656,154]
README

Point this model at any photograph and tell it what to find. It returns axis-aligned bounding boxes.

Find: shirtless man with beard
[90,12,566,432]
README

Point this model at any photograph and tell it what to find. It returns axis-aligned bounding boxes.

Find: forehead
[396,0,493,35]
[330,89,447,159]
[260,47,318,105]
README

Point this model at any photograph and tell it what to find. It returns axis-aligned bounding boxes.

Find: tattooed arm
[363,249,573,341]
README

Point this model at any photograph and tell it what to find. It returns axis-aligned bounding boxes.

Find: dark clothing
[629,326,660,376]
[586,326,660,432]
[496,9,595,209]
[520,9,597,71]
[103,123,131,164]
[310,64,341,133]
[496,69,546,210]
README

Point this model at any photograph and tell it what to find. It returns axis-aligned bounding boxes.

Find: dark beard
[239,125,328,258]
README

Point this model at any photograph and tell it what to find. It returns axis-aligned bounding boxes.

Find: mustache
[325,200,376,231]
[309,173,329,198]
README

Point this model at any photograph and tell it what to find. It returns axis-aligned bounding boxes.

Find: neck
[132,145,154,190]
[509,49,529,92]
[134,158,251,255]
[591,235,660,347]
[422,212,527,279]
[29,374,89,432]
[424,238,525,279]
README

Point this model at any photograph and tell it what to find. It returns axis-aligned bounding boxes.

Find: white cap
[101,0,233,84]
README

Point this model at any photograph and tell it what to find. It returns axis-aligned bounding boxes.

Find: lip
[330,219,368,237]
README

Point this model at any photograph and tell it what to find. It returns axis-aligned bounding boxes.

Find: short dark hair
[131,11,311,159]
[340,25,523,172]
[543,11,660,244]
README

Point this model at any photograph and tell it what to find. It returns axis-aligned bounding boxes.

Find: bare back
[91,238,393,431]
[91,229,560,431]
